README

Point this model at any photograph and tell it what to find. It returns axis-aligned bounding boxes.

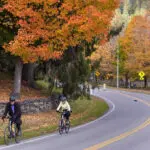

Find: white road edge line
[71,95,115,131]
[0,92,115,150]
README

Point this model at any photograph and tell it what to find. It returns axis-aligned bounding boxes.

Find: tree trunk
[28,63,37,87]
[13,58,23,99]
[125,73,128,88]
[22,64,28,81]
[144,76,148,88]
[22,63,37,88]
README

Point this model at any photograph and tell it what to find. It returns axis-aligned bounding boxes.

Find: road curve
[0,89,149,150]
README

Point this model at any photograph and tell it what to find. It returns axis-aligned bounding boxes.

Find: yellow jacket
[56,101,71,112]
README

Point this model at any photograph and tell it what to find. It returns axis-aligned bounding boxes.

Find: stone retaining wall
[0,97,57,116]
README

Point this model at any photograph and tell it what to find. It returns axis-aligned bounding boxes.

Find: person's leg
[16,123,22,136]
[15,118,22,135]
[10,121,14,137]
[68,111,70,121]
[16,123,21,131]
[65,111,70,121]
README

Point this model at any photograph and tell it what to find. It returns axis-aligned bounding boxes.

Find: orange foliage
[1,0,118,63]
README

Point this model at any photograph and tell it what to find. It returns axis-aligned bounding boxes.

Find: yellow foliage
[119,13,150,75]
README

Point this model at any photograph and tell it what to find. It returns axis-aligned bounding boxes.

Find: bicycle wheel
[4,126,12,145]
[65,120,70,134]
[15,126,22,143]
[59,120,64,135]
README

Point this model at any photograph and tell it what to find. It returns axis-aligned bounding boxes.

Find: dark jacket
[3,102,22,122]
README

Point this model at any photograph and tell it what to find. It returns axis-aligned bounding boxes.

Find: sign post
[138,71,145,88]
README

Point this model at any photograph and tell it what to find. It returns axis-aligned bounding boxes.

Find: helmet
[59,94,67,101]
[9,96,16,102]
[62,96,67,101]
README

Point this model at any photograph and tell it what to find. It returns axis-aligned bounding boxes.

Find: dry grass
[0,111,57,136]
[0,110,87,135]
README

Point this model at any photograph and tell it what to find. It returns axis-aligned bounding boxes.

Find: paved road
[0,89,150,150]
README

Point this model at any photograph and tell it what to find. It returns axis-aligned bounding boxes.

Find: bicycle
[58,110,70,135]
[3,116,22,145]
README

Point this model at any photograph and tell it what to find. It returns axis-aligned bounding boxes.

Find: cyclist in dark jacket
[2,96,22,135]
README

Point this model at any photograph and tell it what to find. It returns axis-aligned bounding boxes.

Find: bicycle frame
[60,112,66,126]
[58,110,70,134]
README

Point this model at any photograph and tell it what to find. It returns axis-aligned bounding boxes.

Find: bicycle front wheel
[15,127,22,143]
[4,126,12,145]
[65,121,70,134]
[59,120,64,135]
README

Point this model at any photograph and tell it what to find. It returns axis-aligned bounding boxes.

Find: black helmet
[10,96,16,102]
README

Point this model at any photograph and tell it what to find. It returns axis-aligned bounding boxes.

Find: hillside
[0,72,46,102]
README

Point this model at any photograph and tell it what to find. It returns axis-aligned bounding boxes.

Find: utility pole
[117,46,119,88]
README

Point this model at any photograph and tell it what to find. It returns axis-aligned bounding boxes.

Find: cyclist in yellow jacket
[56,95,71,121]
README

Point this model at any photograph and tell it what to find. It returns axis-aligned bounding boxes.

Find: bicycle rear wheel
[4,126,12,145]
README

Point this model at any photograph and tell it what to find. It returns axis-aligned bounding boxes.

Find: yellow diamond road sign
[138,71,145,80]
[95,71,100,77]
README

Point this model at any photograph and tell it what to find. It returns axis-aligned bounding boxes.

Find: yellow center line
[85,92,150,150]
[85,118,150,150]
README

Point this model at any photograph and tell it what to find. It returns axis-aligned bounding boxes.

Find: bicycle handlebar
[56,110,72,113]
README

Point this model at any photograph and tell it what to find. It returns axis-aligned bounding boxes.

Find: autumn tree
[0,0,118,97]
[90,1,150,88]
[90,38,116,73]
[119,13,150,87]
